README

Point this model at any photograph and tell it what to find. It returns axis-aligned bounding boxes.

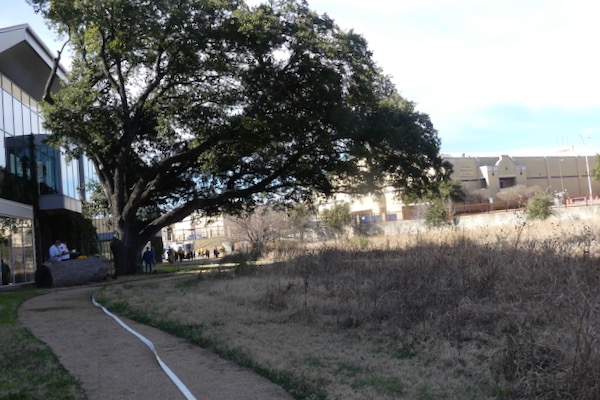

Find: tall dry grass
[99,215,600,399]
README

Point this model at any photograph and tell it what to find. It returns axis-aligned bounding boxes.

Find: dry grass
[97,215,600,399]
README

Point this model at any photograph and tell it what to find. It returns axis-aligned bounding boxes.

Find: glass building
[0,24,97,286]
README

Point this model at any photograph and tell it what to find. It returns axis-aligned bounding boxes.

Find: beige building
[166,153,600,234]
[448,154,599,200]
[321,153,600,222]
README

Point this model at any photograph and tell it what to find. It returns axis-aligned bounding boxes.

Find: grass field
[4,211,600,399]
[0,289,86,400]
[94,215,600,399]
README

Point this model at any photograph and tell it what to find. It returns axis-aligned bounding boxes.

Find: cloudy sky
[4,0,600,155]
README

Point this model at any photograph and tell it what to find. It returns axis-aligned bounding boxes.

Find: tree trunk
[36,256,112,287]
[111,237,142,276]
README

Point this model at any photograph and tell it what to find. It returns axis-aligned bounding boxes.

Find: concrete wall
[374,204,600,233]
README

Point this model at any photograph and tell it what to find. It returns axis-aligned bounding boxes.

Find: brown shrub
[257,222,600,398]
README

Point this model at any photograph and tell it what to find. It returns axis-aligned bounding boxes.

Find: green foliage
[403,178,463,204]
[287,204,314,241]
[405,179,464,227]
[81,181,109,218]
[32,0,448,274]
[437,179,466,203]
[350,375,405,396]
[321,203,352,235]
[524,194,553,220]
[349,235,370,249]
[424,200,449,228]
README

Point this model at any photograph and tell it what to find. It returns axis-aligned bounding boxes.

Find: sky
[4,0,600,156]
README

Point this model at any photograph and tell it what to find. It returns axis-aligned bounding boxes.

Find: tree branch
[43,36,70,105]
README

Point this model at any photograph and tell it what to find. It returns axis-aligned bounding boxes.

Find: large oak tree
[30,0,450,275]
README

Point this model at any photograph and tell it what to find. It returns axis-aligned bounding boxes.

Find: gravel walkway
[18,283,293,400]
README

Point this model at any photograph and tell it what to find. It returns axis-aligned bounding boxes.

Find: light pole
[579,135,593,201]
[559,158,565,194]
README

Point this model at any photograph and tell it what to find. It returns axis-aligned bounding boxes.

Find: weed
[96,217,600,399]
[303,357,327,369]
[336,362,368,377]
[350,375,405,396]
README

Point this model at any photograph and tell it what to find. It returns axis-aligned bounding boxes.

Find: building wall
[318,154,600,223]
[448,154,599,200]
[0,71,41,284]
[0,25,94,284]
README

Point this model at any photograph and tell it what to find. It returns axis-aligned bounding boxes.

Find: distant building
[320,153,599,223]
[447,154,598,199]
[165,152,600,243]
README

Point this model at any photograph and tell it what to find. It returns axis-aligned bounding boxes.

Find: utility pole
[579,135,593,201]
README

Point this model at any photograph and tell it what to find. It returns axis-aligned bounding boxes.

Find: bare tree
[226,207,291,256]
[287,204,316,242]
[496,185,542,207]
[465,188,492,204]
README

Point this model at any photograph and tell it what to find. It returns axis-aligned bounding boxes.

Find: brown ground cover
[94,216,600,399]
[18,283,294,400]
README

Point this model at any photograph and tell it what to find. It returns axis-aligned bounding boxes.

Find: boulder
[36,255,112,288]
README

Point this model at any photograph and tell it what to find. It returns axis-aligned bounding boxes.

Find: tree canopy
[30,0,451,275]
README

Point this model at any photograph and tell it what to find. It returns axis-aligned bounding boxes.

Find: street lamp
[559,158,565,194]
[579,135,593,201]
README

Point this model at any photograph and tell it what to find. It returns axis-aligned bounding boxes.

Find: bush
[219,252,258,276]
[525,194,553,220]
[352,222,383,237]
[496,184,542,206]
[424,200,449,228]
[321,202,352,237]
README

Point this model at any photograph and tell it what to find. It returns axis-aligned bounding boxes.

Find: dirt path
[18,282,293,400]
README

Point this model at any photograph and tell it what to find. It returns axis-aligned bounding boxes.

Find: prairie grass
[97,215,600,399]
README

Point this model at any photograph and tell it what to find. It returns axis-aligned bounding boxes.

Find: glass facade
[1,72,87,202]
[0,73,38,285]
[36,145,60,195]
[0,216,34,285]
[0,70,94,285]
[61,149,80,198]
[1,73,50,205]
[0,25,108,286]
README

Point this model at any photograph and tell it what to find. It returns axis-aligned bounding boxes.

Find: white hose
[92,296,197,400]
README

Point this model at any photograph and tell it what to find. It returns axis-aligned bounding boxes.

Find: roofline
[0,23,68,81]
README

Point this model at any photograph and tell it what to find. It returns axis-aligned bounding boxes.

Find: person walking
[142,247,154,273]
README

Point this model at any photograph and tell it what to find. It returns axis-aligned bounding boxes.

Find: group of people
[164,246,224,263]
[198,248,221,259]
[48,240,72,262]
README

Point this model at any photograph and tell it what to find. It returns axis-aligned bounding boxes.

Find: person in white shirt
[49,240,63,262]
[59,241,70,261]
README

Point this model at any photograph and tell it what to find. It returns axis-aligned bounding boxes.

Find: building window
[60,151,80,199]
[0,216,35,285]
[2,90,13,134]
[499,177,516,189]
[36,146,60,194]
